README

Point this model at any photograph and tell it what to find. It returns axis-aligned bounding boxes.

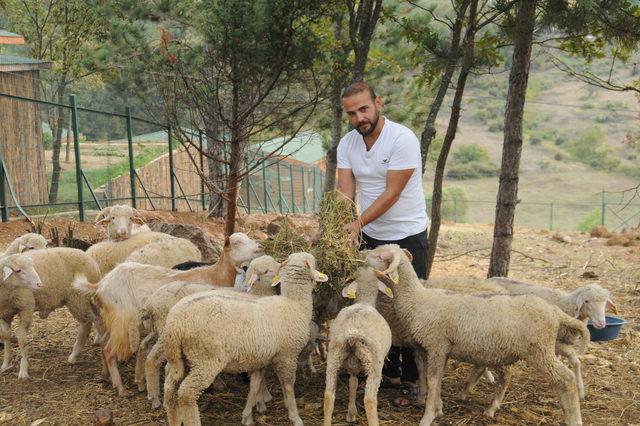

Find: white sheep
[0,254,43,379]
[74,232,263,396]
[2,233,48,257]
[142,255,280,408]
[489,277,615,399]
[366,244,588,426]
[0,248,101,379]
[125,236,202,268]
[94,205,145,240]
[323,266,392,426]
[162,252,328,426]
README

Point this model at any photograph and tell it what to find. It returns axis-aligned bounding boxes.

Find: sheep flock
[0,204,631,426]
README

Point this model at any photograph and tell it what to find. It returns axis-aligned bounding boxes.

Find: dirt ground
[0,212,638,425]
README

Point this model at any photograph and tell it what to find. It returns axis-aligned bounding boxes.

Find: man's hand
[344,219,362,246]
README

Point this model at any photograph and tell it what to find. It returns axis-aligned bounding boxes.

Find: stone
[149,222,222,262]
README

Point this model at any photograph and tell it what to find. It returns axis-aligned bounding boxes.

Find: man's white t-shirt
[337,118,429,240]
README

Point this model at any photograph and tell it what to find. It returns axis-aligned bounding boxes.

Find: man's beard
[355,110,380,136]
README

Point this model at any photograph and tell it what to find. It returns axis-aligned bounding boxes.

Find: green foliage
[453,144,491,164]
[447,144,499,179]
[43,131,53,150]
[425,186,468,222]
[567,126,621,171]
[577,208,602,232]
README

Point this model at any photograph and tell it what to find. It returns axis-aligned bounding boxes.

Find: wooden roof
[0,30,25,45]
[0,55,52,72]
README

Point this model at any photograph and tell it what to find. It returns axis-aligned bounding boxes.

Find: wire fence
[0,88,325,221]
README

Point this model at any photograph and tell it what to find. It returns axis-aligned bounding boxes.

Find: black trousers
[361,228,428,383]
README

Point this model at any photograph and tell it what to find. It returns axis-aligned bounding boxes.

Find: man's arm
[337,168,356,200]
[344,168,414,242]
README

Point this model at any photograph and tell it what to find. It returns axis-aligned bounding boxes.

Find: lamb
[2,233,48,257]
[73,232,263,396]
[125,237,202,269]
[323,266,392,426]
[94,205,146,240]
[0,248,101,379]
[366,244,588,426]
[162,252,328,426]
[489,277,615,399]
[0,255,43,379]
[142,255,280,408]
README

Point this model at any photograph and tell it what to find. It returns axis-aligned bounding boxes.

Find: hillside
[422,44,640,231]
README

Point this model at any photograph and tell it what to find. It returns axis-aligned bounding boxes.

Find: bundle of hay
[310,191,362,323]
[261,216,310,262]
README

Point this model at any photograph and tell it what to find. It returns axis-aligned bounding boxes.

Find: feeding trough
[587,315,626,341]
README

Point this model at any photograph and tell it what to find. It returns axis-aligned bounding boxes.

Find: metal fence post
[289,164,295,213]
[549,203,554,230]
[312,168,317,211]
[0,155,7,222]
[601,189,606,226]
[453,198,458,222]
[276,161,283,213]
[125,106,136,208]
[70,95,84,221]
[262,159,268,213]
[168,126,176,211]
[301,167,306,213]
[199,131,206,211]
[245,156,251,214]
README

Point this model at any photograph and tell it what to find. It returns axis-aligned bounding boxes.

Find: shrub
[425,186,469,222]
[43,131,53,149]
[577,208,602,232]
[567,126,619,171]
[453,144,490,164]
[447,144,499,179]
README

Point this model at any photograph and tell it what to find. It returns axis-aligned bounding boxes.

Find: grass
[51,144,168,208]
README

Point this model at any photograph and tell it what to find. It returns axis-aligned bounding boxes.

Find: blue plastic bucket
[587,315,626,341]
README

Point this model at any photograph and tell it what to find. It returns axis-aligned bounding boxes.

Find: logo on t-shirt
[381,158,389,164]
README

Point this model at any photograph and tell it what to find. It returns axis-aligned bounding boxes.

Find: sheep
[74,232,263,396]
[125,237,202,269]
[365,244,588,426]
[489,277,615,399]
[0,248,101,379]
[0,255,43,379]
[323,266,392,426]
[142,255,280,408]
[94,205,146,240]
[2,233,48,257]
[162,252,328,426]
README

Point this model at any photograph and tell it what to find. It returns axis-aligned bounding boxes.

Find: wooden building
[0,31,50,206]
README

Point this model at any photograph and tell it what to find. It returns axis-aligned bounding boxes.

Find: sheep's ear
[389,271,400,284]
[606,299,619,315]
[246,273,258,287]
[402,249,413,262]
[341,281,358,299]
[574,292,587,318]
[305,259,328,282]
[378,281,394,299]
[94,207,111,225]
[374,270,395,288]
[271,274,281,287]
[131,215,145,225]
[2,266,13,280]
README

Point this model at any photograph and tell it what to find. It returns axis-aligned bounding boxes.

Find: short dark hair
[341,81,377,102]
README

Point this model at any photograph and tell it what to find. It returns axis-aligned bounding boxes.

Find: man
[336,81,429,406]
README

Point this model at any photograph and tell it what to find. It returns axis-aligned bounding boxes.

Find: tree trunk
[425,0,478,278]
[488,0,537,278]
[420,0,470,174]
[48,75,68,204]
[323,77,343,192]
[204,117,226,218]
[348,0,383,81]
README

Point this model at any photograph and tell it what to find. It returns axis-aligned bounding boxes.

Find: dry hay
[261,216,310,262]
[310,191,362,323]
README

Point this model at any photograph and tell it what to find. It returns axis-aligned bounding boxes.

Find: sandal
[392,383,417,408]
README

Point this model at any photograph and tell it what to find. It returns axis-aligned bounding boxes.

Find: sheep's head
[95,205,145,241]
[364,244,412,284]
[575,284,616,329]
[1,254,43,290]
[245,255,279,292]
[226,232,263,266]
[274,252,328,287]
[15,233,47,253]
[341,266,393,301]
